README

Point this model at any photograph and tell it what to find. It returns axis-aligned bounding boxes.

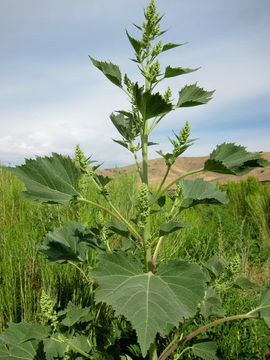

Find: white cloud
[1,0,269,167]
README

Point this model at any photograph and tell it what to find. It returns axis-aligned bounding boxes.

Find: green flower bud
[136,184,150,228]
[40,290,58,330]
[164,87,172,102]
[179,121,190,145]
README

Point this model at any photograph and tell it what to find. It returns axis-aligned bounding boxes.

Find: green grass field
[0,167,270,358]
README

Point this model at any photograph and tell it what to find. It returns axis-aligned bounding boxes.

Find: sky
[1,0,270,168]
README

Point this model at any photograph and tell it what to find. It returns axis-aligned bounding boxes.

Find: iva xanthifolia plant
[2,1,270,359]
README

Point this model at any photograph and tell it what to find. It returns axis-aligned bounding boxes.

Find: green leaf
[0,322,50,360]
[58,302,92,327]
[191,341,218,360]
[159,221,188,236]
[253,289,270,327]
[39,221,98,263]
[204,255,226,278]
[126,31,142,55]
[177,83,214,107]
[92,252,206,357]
[133,84,172,120]
[94,174,112,187]
[113,139,129,149]
[110,112,139,141]
[201,288,225,318]
[162,43,185,52]
[204,143,269,175]
[68,335,91,353]
[0,322,50,344]
[180,178,229,210]
[106,220,130,237]
[234,277,259,290]
[89,56,122,87]
[0,343,37,360]
[43,335,67,360]
[164,66,199,78]
[11,153,82,205]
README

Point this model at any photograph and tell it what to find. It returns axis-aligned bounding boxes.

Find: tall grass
[1,168,270,358]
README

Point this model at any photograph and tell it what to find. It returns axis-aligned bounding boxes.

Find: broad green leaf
[162,43,184,52]
[0,343,36,360]
[204,143,269,175]
[110,112,139,141]
[201,288,225,318]
[69,335,91,353]
[11,153,82,205]
[0,322,50,360]
[159,221,188,236]
[234,276,259,290]
[89,57,122,87]
[164,66,199,78]
[204,255,226,278]
[126,31,142,55]
[191,341,218,360]
[251,289,270,327]
[43,335,67,360]
[0,322,50,344]
[177,83,214,107]
[106,220,130,237]
[133,84,172,120]
[180,178,228,210]
[58,302,92,327]
[39,221,99,263]
[92,252,206,356]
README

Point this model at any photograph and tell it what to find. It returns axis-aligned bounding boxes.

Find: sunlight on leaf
[204,143,269,175]
[12,153,82,205]
[92,252,206,356]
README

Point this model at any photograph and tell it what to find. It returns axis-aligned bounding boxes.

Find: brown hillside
[102,152,270,186]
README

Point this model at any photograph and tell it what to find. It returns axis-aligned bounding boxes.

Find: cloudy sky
[1,0,270,167]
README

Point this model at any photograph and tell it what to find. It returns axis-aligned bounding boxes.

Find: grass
[0,167,270,358]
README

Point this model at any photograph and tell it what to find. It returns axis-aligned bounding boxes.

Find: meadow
[0,167,270,358]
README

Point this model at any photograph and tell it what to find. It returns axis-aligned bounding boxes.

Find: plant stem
[175,346,192,359]
[68,261,90,282]
[78,197,143,242]
[152,236,164,268]
[133,149,143,182]
[155,165,171,198]
[158,313,255,360]
[149,342,158,360]
[152,167,204,204]
[142,133,149,185]
[52,336,92,359]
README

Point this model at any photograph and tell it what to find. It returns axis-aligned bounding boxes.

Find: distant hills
[102,152,270,185]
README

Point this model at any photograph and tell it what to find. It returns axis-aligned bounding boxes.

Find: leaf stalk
[158,313,255,360]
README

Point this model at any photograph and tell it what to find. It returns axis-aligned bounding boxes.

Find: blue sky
[1,0,270,167]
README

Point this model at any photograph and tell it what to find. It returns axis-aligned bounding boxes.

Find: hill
[102,152,270,185]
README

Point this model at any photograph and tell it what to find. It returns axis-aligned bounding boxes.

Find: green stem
[152,167,204,205]
[152,236,164,268]
[78,197,143,242]
[68,261,90,282]
[149,342,158,360]
[142,133,149,185]
[158,313,255,360]
[155,165,171,198]
[133,150,143,182]
[176,346,192,359]
[52,336,92,359]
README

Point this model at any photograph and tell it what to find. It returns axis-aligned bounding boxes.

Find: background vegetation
[0,167,270,358]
